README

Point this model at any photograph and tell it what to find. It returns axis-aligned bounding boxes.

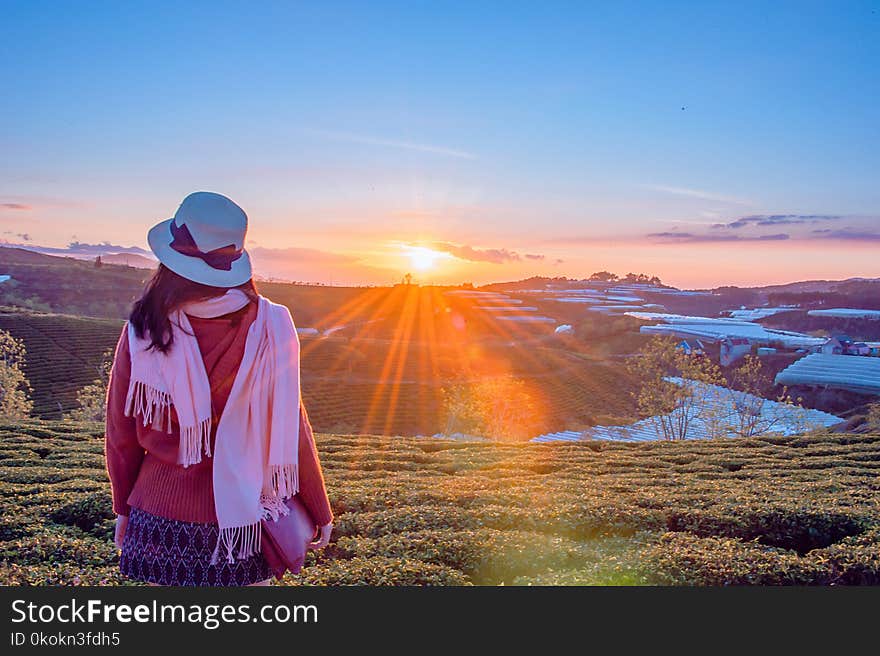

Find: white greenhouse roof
[628,312,824,348]
[531,379,842,443]
[496,315,556,323]
[727,307,796,321]
[775,353,880,395]
[546,297,609,304]
[444,290,511,298]
[474,305,537,311]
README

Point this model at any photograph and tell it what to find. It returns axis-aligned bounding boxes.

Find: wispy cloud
[810,228,880,241]
[715,214,842,229]
[0,202,32,211]
[643,184,751,206]
[646,213,880,244]
[308,129,476,159]
[647,231,790,243]
[426,241,545,264]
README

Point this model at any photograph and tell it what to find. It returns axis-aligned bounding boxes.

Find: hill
[0,303,636,431]
[99,253,155,269]
[747,277,880,295]
[0,308,123,418]
[1,420,878,585]
[0,246,148,318]
[0,269,640,432]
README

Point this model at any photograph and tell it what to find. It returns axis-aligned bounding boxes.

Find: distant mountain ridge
[740,277,880,295]
[1,242,156,268]
[479,273,879,295]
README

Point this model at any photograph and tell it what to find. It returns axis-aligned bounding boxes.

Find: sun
[407,246,441,271]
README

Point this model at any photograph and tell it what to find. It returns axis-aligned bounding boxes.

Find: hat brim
[147,218,253,288]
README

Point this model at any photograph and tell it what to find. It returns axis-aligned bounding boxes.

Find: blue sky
[1,1,878,286]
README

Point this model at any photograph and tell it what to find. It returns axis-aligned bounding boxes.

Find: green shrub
[665,506,869,553]
[48,492,114,537]
[284,557,471,586]
[643,533,825,585]
[2,419,880,586]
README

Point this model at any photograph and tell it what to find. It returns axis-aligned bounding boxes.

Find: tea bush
[48,492,115,538]
[1,420,879,585]
[286,557,471,586]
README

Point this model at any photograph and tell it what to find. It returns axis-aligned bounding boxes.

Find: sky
[1,1,878,288]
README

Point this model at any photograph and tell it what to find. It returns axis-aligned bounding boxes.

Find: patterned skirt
[120,507,271,586]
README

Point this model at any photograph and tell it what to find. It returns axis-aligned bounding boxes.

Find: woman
[105,191,333,586]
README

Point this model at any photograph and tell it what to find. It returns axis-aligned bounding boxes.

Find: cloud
[810,228,880,241]
[715,214,842,229]
[0,203,32,211]
[429,242,519,263]
[308,129,476,159]
[643,184,750,206]
[646,213,871,244]
[426,241,546,264]
[647,231,790,243]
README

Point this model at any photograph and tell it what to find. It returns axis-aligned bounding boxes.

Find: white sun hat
[147,191,253,287]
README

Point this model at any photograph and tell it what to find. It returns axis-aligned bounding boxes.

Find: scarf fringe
[211,522,262,565]
[178,416,213,468]
[124,379,173,433]
[123,379,212,468]
[269,463,299,499]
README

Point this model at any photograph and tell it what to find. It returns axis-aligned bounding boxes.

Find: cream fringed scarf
[124,289,301,564]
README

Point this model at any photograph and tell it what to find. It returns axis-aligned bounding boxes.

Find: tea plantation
[0,304,637,433]
[1,419,879,585]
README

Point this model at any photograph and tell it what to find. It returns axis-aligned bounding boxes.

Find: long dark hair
[129,264,259,353]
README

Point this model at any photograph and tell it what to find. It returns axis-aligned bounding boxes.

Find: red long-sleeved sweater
[104,301,333,527]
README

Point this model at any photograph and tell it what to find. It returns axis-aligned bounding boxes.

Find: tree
[622,272,662,285]
[627,336,725,440]
[589,271,619,282]
[725,355,776,437]
[725,356,822,438]
[0,329,33,420]
[866,403,880,433]
[441,375,538,441]
[66,349,113,422]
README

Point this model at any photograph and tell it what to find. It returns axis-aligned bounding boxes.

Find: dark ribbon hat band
[169,220,243,271]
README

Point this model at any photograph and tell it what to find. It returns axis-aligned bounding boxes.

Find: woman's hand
[114,515,129,550]
[309,523,332,550]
